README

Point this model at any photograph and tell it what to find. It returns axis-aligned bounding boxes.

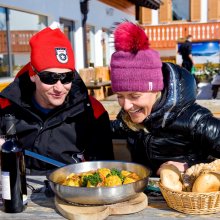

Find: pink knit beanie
[110,21,163,92]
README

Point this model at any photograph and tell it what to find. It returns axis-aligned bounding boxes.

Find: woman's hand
[156,161,188,176]
[0,137,5,150]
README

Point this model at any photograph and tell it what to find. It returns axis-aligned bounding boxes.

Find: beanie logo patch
[148,82,153,91]
[55,48,68,64]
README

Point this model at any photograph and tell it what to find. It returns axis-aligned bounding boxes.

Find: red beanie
[29,26,75,73]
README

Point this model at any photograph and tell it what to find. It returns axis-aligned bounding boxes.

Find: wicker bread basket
[159,182,220,214]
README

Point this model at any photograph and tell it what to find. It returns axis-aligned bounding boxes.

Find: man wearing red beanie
[0,22,114,174]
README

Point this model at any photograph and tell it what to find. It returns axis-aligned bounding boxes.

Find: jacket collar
[144,62,197,129]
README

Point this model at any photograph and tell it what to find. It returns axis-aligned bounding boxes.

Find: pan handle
[25,149,66,167]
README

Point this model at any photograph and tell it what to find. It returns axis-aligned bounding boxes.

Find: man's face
[30,68,72,109]
[188,36,192,42]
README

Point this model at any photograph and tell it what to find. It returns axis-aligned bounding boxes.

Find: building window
[9,9,47,77]
[86,25,95,67]
[102,28,110,66]
[0,7,47,78]
[172,0,190,21]
[60,18,75,43]
[0,7,8,77]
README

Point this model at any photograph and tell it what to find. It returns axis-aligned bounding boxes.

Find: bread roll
[192,172,220,193]
[160,164,182,192]
[182,163,214,192]
[182,160,220,192]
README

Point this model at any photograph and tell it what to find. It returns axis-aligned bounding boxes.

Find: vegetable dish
[61,167,141,187]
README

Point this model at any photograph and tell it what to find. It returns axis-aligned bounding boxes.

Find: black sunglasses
[32,67,75,85]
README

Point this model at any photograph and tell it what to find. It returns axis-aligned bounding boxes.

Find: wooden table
[1,176,220,219]
[86,80,111,97]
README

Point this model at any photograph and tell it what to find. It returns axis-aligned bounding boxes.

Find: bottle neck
[6,124,16,136]
[5,114,16,136]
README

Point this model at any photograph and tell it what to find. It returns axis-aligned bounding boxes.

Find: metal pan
[47,161,151,205]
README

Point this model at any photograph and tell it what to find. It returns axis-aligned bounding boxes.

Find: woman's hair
[121,92,161,132]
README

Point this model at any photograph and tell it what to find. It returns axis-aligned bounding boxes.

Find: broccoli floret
[82,172,102,187]
[106,168,125,182]
[110,168,121,176]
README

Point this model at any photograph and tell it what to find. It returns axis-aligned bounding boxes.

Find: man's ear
[30,75,36,83]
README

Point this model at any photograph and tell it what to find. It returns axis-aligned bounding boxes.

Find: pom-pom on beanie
[110,21,163,92]
[29,22,75,75]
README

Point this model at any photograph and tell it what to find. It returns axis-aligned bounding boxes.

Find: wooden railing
[0,30,36,53]
[143,22,220,50]
[1,22,220,54]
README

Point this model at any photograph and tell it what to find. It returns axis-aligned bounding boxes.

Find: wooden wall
[98,0,135,15]
[140,0,220,24]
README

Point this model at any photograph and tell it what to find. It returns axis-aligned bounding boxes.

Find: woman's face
[30,68,72,109]
[116,91,159,124]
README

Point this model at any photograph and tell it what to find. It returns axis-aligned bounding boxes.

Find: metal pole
[5,8,13,76]
[80,0,89,68]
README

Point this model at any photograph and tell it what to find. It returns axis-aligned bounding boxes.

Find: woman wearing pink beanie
[110,21,220,176]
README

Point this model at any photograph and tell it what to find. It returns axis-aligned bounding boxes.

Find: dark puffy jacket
[178,40,192,61]
[112,62,220,175]
[0,64,114,172]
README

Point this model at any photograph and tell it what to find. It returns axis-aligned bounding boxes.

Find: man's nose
[53,80,63,90]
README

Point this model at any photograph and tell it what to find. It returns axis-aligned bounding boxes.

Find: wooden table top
[86,80,111,90]
[1,176,220,219]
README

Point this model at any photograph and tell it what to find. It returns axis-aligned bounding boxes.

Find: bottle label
[1,171,11,200]
[23,195,28,205]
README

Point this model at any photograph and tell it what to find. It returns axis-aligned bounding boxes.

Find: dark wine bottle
[1,114,28,213]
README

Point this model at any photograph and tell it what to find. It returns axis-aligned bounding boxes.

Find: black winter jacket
[112,63,220,176]
[0,65,114,172]
[178,40,192,62]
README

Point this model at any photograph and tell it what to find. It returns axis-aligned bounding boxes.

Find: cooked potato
[105,175,122,187]
[127,172,141,181]
[121,170,131,177]
[123,177,136,184]
[62,174,80,187]
[98,168,111,177]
